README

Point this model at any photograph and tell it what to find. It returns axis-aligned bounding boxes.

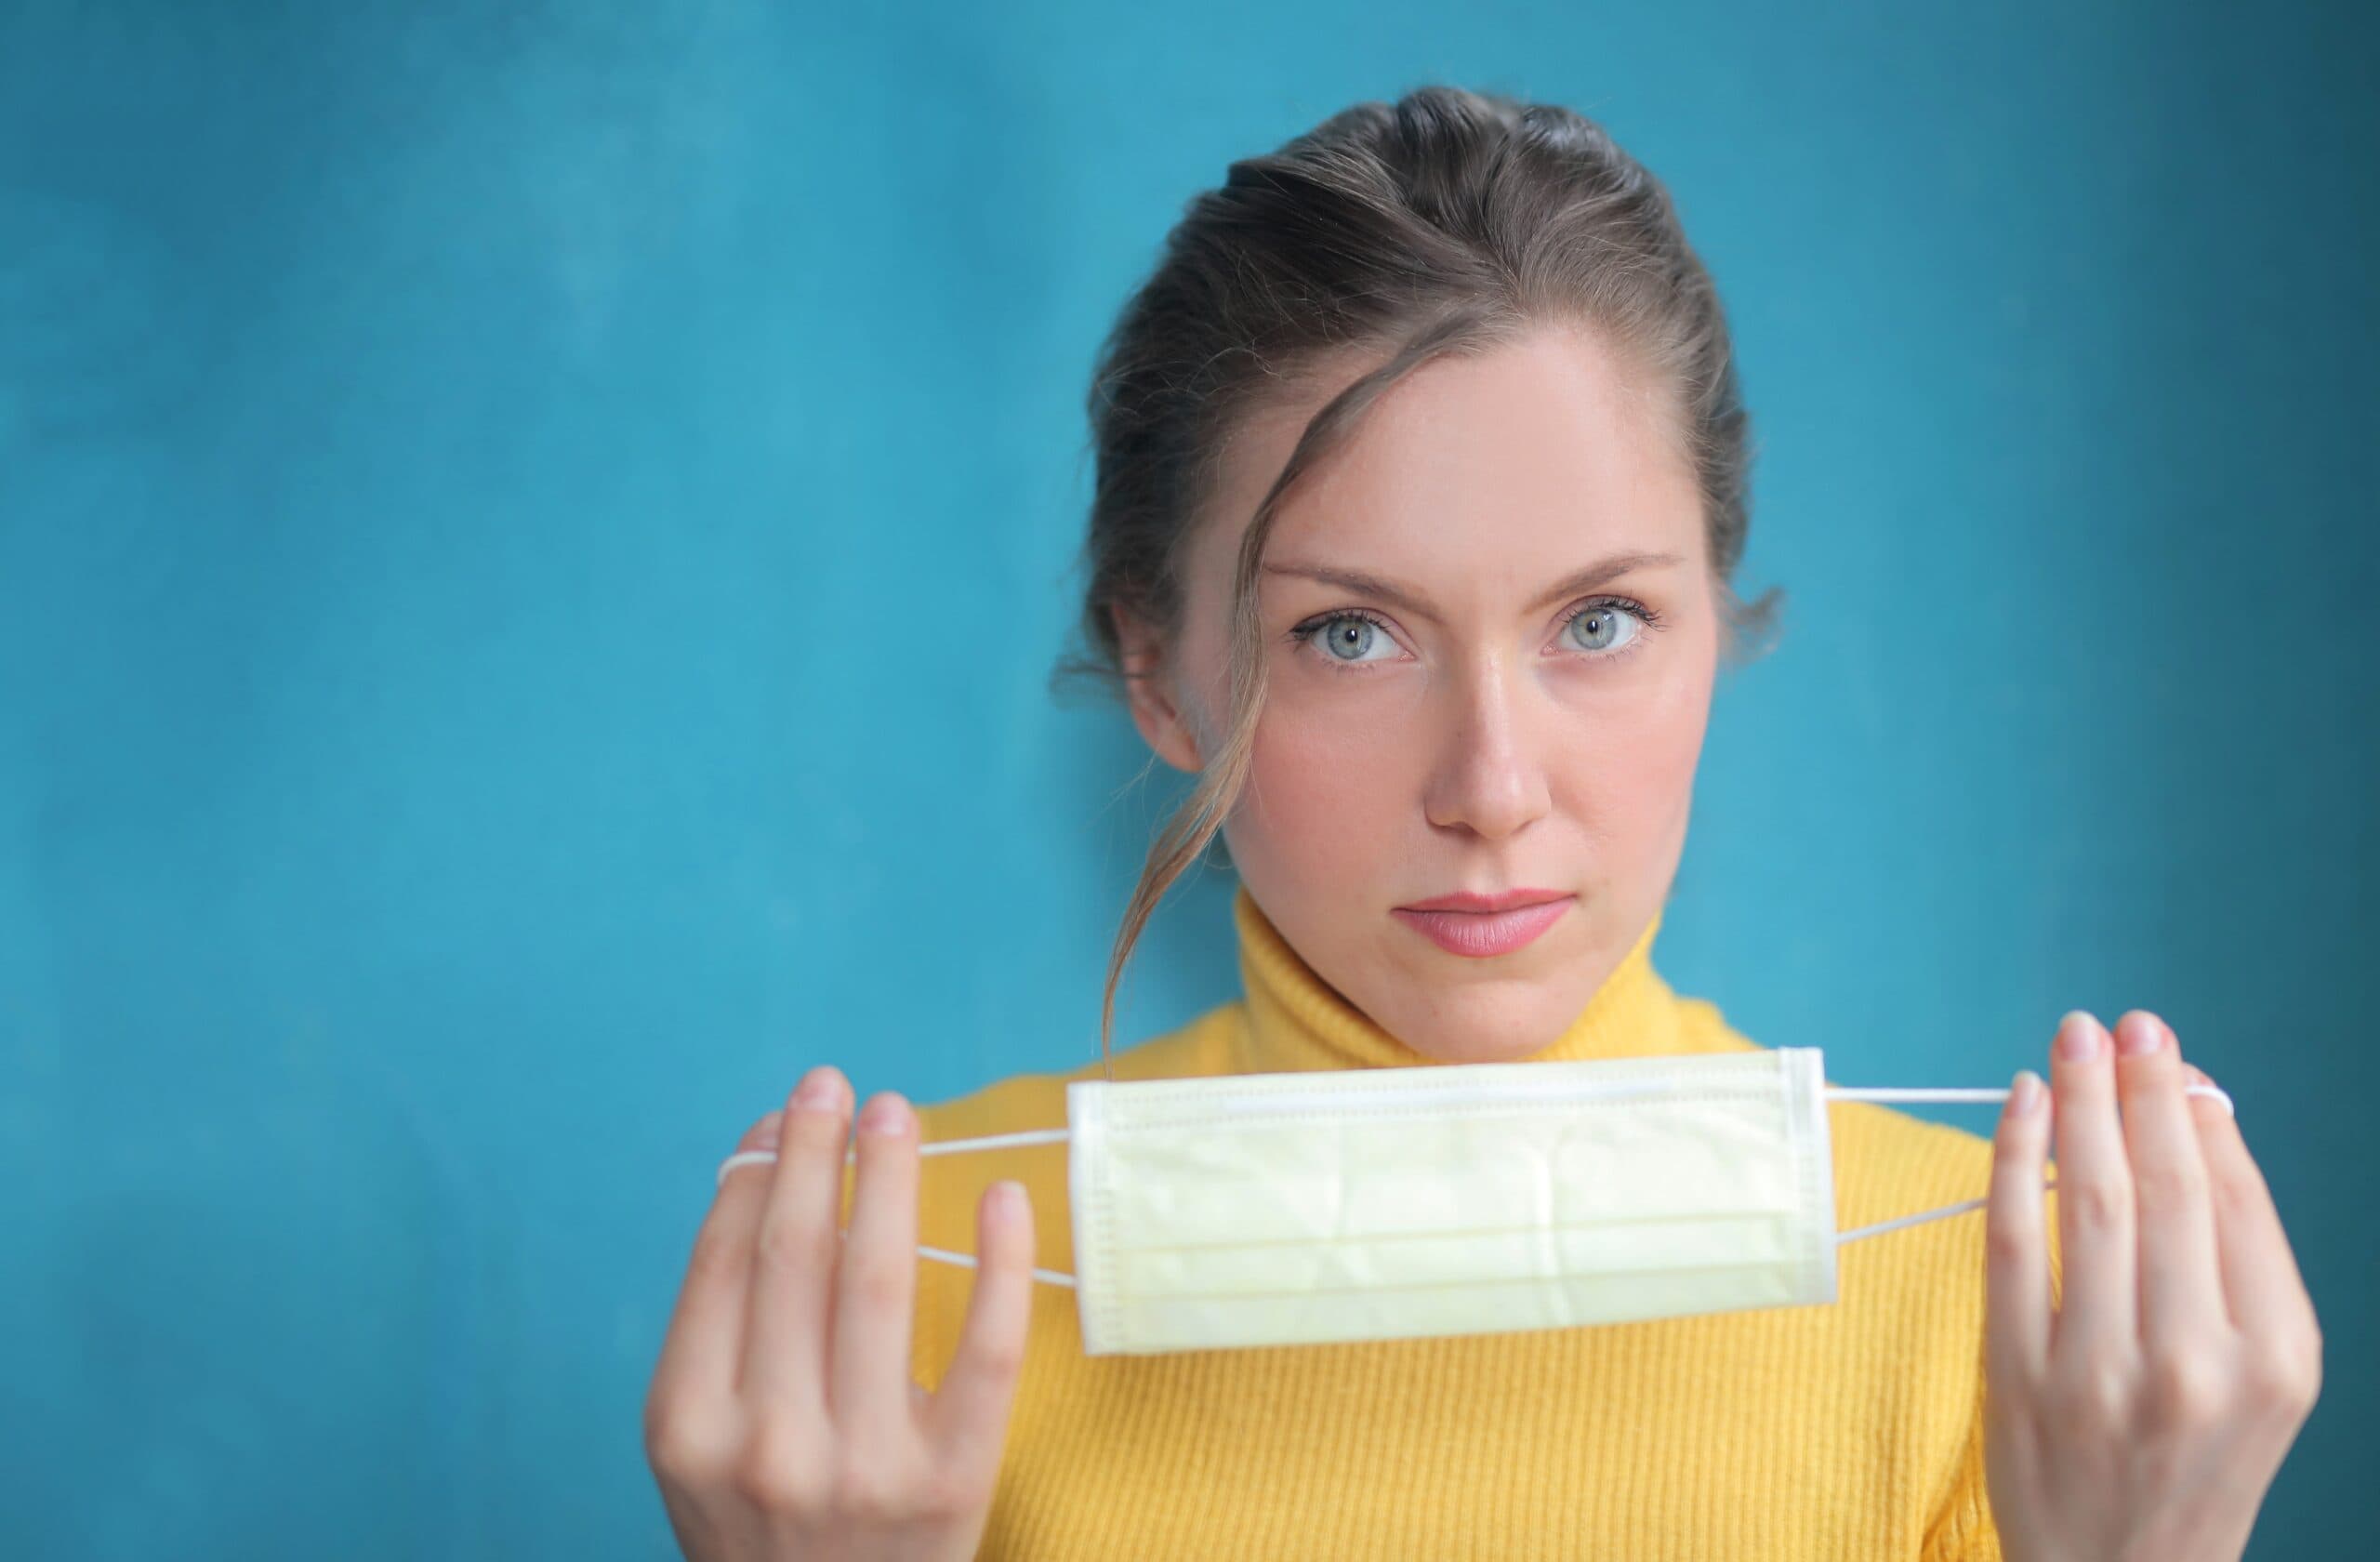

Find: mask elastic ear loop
[1827,1080,2235,1245]
[715,1129,1080,1288]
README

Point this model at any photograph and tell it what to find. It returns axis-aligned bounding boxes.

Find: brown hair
[1048,85,1784,1068]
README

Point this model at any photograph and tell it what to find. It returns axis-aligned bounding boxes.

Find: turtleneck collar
[1230,881,1731,1072]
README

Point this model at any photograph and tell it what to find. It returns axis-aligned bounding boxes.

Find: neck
[1230,882,1713,1072]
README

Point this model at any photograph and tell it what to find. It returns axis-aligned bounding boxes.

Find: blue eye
[1564,602,1644,653]
[1285,597,1667,672]
[1302,612,1399,665]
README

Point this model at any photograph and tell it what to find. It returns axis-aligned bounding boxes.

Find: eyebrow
[1261,550,1686,623]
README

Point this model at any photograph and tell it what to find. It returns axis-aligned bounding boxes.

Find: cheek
[1553,670,1712,846]
[1237,695,1412,867]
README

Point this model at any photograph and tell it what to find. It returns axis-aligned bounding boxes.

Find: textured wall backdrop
[1,2,2370,1556]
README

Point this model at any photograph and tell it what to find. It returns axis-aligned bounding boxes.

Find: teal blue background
[3,2,2371,1556]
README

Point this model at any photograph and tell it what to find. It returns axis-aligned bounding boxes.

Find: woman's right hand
[644,1065,1037,1561]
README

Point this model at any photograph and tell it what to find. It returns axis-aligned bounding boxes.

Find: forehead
[1196,324,1704,596]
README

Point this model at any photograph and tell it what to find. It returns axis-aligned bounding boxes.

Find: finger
[2047,1010,2137,1363]
[926,1179,1037,1474]
[651,1110,782,1417]
[1984,1067,2054,1386]
[830,1091,923,1443]
[2184,1063,2320,1345]
[742,1066,853,1413]
[2112,1012,2227,1344]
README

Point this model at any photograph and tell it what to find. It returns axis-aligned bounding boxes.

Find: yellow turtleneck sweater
[907,886,2061,1559]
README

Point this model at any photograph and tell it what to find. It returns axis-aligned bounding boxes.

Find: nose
[1421,655,1554,841]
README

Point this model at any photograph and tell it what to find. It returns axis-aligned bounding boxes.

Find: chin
[1400,1002,1566,1066]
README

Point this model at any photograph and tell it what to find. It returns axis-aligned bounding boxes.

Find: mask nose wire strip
[710,1081,2235,1281]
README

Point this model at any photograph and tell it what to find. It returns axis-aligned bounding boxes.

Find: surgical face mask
[717,1047,2234,1357]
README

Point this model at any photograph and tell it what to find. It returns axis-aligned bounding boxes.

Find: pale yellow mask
[719,1047,2232,1357]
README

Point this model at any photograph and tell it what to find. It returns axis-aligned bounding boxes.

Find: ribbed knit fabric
[908,885,2061,1558]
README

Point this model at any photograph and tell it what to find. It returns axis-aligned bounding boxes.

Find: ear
[1110,602,1204,773]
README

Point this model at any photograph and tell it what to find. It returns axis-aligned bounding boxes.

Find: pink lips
[1391,892,1575,958]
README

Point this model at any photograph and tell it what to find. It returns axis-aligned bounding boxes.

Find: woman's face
[1117,322,1722,1064]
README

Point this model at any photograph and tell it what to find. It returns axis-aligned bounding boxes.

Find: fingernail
[2115,1013,2164,1057]
[745,1110,785,1151]
[2010,1069,2044,1116]
[2056,1010,2104,1062]
[792,1066,840,1111]
[988,1179,1027,1229]
[857,1092,911,1136]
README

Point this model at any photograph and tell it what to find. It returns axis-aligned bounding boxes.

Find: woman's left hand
[1982,1008,2323,1562]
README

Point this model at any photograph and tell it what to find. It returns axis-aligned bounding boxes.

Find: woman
[644,86,2322,1559]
